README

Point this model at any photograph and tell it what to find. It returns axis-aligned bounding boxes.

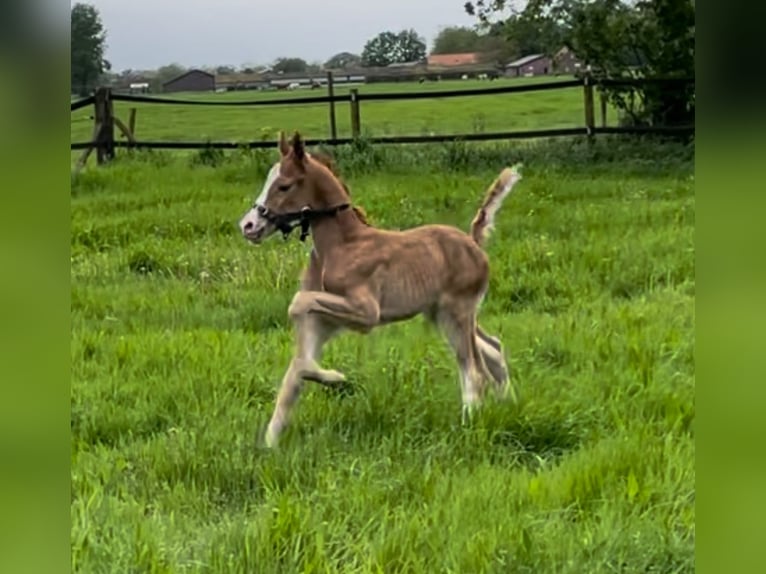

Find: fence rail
[70,74,694,166]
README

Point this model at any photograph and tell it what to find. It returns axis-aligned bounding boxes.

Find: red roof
[427,53,481,67]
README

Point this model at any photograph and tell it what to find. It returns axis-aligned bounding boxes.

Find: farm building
[553,46,582,75]
[322,71,367,84]
[265,71,367,88]
[129,82,150,94]
[162,69,215,93]
[386,60,425,69]
[427,52,481,67]
[505,54,552,77]
[215,72,270,91]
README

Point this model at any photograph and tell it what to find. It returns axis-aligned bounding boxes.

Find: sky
[74,0,482,72]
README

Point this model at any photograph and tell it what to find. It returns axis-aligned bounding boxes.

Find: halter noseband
[256,203,351,242]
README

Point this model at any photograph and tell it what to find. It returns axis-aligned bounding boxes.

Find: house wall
[163,70,215,93]
[506,57,553,77]
[554,52,582,74]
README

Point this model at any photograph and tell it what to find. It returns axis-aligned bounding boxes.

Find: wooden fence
[70,73,694,167]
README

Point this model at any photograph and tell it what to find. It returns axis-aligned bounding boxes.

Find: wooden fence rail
[70,74,694,165]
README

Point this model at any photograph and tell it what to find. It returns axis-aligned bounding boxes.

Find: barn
[553,47,582,75]
[162,69,215,93]
[505,54,552,78]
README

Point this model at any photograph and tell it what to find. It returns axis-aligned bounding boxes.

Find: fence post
[350,88,361,139]
[599,90,607,127]
[94,87,115,164]
[327,71,338,141]
[582,71,595,138]
[128,107,137,137]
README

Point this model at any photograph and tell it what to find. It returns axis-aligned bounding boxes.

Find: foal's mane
[308,150,370,226]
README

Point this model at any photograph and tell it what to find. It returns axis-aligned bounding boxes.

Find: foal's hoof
[261,419,284,449]
[263,430,278,449]
[461,403,478,427]
[502,381,521,406]
[320,369,346,384]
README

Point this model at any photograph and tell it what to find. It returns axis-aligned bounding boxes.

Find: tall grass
[71,137,694,573]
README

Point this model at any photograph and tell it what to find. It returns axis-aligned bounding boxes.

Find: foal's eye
[278,183,291,192]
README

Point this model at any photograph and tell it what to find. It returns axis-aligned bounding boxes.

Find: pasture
[70,76,599,151]
[70,133,695,572]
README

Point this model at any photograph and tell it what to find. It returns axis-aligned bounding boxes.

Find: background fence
[70,73,694,167]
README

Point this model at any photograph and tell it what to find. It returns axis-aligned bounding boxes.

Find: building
[128,82,150,94]
[215,72,270,91]
[322,70,367,84]
[552,47,582,75]
[505,54,553,77]
[162,69,215,93]
[386,60,425,68]
[427,52,481,67]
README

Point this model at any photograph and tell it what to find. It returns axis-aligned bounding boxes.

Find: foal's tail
[470,165,523,248]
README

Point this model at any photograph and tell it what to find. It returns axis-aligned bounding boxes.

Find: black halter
[256,203,351,242]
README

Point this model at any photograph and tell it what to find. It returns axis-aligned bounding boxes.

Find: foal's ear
[290,131,305,161]
[278,131,289,156]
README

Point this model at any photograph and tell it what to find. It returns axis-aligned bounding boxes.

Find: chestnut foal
[239,132,522,447]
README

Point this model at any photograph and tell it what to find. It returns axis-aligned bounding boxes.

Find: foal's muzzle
[239,204,277,243]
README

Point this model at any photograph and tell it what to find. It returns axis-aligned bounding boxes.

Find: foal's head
[239,131,355,243]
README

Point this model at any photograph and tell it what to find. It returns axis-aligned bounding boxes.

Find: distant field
[71,76,607,152]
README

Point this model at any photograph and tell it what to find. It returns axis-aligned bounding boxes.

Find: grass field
[71,76,604,151]
[70,136,695,572]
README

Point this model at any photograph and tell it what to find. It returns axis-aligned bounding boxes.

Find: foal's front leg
[264,314,342,448]
[264,289,380,448]
[288,289,381,332]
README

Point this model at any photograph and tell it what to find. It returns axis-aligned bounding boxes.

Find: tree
[324,52,361,69]
[475,23,521,64]
[71,2,110,96]
[306,61,323,74]
[430,24,517,65]
[431,26,481,54]
[361,29,427,67]
[240,63,268,74]
[152,63,186,92]
[501,13,564,57]
[271,57,308,74]
[465,0,695,127]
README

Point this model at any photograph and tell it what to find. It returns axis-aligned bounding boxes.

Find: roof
[215,72,267,85]
[162,69,215,86]
[427,52,481,67]
[386,61,424,68]
[505,54,547,68]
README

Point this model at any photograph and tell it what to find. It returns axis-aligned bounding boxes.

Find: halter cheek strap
[257,203,351,242]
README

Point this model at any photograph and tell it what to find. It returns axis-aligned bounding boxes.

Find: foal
[239,132,523,447]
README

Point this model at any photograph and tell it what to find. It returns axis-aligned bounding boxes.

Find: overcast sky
[75,0,483,72]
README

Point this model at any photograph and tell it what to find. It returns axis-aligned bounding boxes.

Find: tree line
[464,0,695,127]
[72,1,694,128]
[71,4,526,95]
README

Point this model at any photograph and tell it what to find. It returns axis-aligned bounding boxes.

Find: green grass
[71,76,605,150]
[70,138,694,572]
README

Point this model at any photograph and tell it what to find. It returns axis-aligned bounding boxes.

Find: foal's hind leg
[476,333,508,387]
[476,325,509,391]
[436,308,485,423]
[476,325,519,404]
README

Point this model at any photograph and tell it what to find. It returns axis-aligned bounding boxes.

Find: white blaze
[255,162,281,207]
[239,161,281,241]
